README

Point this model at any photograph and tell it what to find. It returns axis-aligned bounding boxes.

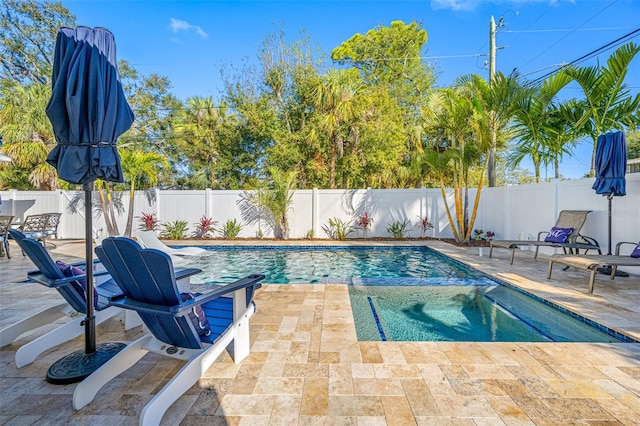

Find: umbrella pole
[607,194,612,256]
[45,182,126,384]
[597,194,629,278]
[84,183,96,354]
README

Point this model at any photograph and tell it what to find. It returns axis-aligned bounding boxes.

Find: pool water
[349,285,621,343]
[178,245,631,343]
[180,246,494,285]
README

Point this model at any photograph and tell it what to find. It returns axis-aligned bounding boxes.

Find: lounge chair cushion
[55,261,98,307]
[631,243,640,258]
[180,292,211,337]
[544,227,574,243]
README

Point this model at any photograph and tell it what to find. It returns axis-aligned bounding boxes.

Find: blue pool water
[178,245,632,343]
[180,246,494,285]
[350,285,622,343]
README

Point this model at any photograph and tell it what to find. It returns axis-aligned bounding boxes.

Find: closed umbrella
[592,130,627,265]
[44,26,134,384]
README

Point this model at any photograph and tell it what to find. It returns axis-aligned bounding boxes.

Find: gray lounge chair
[547,241,640,293]
[0,215,12,258]
[489,210,601,264]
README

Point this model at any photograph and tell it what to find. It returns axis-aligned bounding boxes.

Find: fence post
[9,189,17,217]
[205,188,212,218]
[155,188,161,231]
[505,185,511,240]
[57,189,65,238]
[554,178,560,220]
[312,188,318,238]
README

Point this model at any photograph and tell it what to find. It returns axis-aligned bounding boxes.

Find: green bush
[387,220,410,239]
[160,220,189,239]
[218,219,243,239]
[323,218,354,241]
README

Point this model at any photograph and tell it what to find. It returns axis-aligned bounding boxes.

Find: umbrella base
[46,342,126,385]
[596,266,630,278]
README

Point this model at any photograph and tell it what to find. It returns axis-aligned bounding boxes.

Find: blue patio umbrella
[44,27,134,384]
[592,131,627,257]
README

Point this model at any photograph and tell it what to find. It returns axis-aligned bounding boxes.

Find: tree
[332,20,437,184]
[241,167,297,239]
[543,99,581,179]
[510,72,572,182]
[310,68,362,188]
[564,42,640,176]
[120,149,168,237]
[223,28,326,188]
[422,81,486,243]
[331,20,435,104]
[172,96,224,188]
[0,80,58,189]
[117,64,184,188]
[627,127,640,159]
[0,0,75,85]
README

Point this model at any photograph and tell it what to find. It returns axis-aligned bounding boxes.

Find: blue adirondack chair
[0,229,128,367]
[73,237,264,426]
[0,230,198,368]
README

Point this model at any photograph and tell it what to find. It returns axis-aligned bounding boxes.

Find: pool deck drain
[1,239,639,424]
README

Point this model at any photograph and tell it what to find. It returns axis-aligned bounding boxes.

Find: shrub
[218,219,243,239]
[416,215,433,237]
[138,212,159,231]
[160,220,188,239]
[355,212,373,237]
[193,215,217,238]
[387,220,410,239]
[323,218,354,241]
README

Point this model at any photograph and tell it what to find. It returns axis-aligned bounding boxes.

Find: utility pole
[488,16,497,187]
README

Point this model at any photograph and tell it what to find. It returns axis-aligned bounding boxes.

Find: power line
[519,0,619,70]
[505,26,637,33]
[525,27,640,86]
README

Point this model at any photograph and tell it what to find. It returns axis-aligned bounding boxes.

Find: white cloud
[431,0,480,11]
[431,0,561,12]
[168,18,208,39]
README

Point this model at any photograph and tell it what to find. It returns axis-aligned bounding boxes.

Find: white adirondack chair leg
[232,290,252,363]
[123,310,143,330]
[0,302,70,347]
[15,308,119,368]
[139,347,219,426]
[73,335,151,410]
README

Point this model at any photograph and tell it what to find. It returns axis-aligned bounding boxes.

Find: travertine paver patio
[1,238,639,425]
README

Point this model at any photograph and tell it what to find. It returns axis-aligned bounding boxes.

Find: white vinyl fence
[2,174,639,265]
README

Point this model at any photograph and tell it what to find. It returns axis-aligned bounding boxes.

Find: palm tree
[120,149,168,237]
[310,68,362,188]
[173,96,222,188]
[422,84,480,242]
[242,167,297,239]
[543,100,582,179]
[510,72,572,182]
[563,42,640,176]
[0,81,58,189]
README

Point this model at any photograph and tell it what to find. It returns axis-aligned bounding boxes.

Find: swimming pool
[349,285,623,343]
[180,245,495,285]
[178,245,634,343]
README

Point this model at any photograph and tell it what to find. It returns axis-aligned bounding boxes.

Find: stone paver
[1,238,639,425]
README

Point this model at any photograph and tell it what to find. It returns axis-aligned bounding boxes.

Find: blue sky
[62,0,640,180]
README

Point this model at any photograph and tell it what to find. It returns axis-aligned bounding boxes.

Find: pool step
[482,286,617,343]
